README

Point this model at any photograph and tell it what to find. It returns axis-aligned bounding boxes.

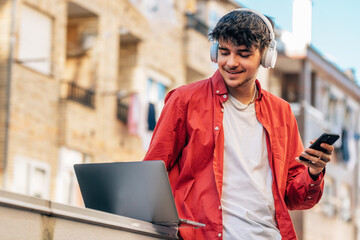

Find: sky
[236,0,360,85]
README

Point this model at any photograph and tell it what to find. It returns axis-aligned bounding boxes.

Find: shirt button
[308,196,312,199]
[216,90,220,93]
[215,126,219,131]
[221,108,224,112]
[310,184,314,187]
[223,95,227,98]
[219,206,222,210]
[218,233,222,237]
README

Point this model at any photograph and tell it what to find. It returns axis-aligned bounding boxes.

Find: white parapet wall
[0,190,178,240]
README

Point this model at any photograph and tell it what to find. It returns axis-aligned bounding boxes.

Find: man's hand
[295,139,335,176]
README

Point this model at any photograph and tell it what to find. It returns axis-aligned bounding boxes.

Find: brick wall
[0,0,12,188]
[7,64,60,196]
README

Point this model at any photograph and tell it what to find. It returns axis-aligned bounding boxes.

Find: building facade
[269,29,360,240]
[0,0,186,205]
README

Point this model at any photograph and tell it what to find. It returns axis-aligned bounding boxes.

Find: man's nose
[226,54,240,68]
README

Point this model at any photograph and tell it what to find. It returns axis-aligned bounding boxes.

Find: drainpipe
[4,0,17,189]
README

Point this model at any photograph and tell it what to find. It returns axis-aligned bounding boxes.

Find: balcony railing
[117,98,129,123]
[66,82,95,108]
[185,13,209,37]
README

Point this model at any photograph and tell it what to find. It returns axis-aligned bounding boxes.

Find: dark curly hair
[209,10,274,52]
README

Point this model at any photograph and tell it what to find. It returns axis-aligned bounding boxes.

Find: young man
[144,9,334,240]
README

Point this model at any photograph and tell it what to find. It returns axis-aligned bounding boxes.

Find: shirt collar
[255,78,263,100]
[211,70,228,95]
[211,69,264,100]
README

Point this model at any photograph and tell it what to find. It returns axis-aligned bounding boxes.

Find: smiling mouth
[224,69,244,75]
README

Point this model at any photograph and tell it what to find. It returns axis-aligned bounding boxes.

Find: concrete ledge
[0,190,178,240]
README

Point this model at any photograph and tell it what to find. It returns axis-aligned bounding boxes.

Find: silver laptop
[74,160,205,228]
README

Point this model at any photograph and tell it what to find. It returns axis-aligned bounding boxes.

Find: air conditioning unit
[81,33,97,51]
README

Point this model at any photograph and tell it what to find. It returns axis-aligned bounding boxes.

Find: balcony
[117,98,129,124]
[185,13,209,37]
[66,82,95,108]
[184,14,213,79]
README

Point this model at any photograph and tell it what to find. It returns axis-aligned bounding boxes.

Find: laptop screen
[74,161,180,225]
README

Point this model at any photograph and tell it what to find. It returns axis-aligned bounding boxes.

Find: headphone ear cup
[261,47,277,68]
[210,42,219,63]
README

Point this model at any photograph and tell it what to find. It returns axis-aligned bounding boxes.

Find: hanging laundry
[127,93,140,135]
[341,128,349,162]
[147,102,156,131]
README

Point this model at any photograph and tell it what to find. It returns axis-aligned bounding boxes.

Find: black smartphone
[299,133,340,163]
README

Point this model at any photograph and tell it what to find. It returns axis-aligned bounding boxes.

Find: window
[56,147,92,206]
[18,5,52,75]
[341,106,358,168]
[310,72,317,107]
[282,73,299,103]
[327,95,342,137]
[30,168,48,198]
[327,96,336,124]
[326,86,344,136]
[12,155,51,199]
[339,184,352,222]
[321,177,335,217]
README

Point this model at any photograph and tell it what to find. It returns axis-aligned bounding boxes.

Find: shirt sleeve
[284,107,325,210]
[143,89,187,170]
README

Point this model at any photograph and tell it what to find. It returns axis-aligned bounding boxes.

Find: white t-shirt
[221,94,281,240]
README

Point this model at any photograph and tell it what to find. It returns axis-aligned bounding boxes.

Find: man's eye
[240,54,251,58]
[220,52,229,56]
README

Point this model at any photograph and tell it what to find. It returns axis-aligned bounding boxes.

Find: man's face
[217,41,261,90]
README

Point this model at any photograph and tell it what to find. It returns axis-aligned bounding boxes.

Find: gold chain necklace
[228,88,257,111]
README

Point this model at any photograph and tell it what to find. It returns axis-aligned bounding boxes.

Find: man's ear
[257,47,264,66]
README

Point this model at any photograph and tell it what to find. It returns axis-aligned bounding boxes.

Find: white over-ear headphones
[210,8,278,68]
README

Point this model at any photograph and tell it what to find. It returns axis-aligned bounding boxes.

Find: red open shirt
[144,70,324,240]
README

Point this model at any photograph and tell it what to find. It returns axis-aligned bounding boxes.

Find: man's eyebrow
[236,49,252,53]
